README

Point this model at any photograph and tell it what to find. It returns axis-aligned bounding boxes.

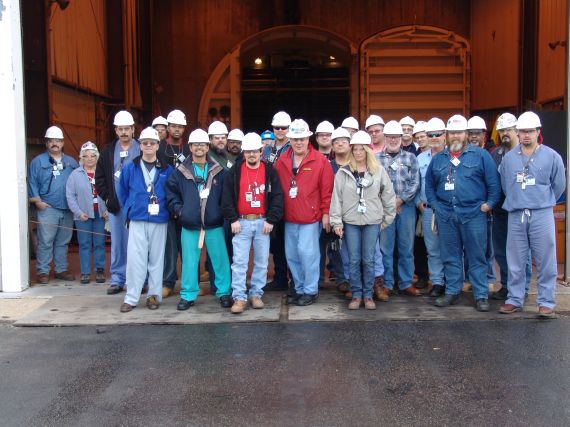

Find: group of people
[28,108,565,318]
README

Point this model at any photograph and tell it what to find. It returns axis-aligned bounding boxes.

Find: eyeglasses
[385,135,401,140]
[427,132,444,138]
[141,141,158,146]
[192,143,208,147]
[273,127,288,131]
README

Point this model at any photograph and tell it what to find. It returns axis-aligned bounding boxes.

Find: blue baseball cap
[260,130,275,140]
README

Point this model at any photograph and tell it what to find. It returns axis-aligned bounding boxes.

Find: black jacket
[95,139,121,214]
[221,157,283,225]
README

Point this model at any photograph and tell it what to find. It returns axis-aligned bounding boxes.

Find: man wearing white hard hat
[498,111,566,318]
[96,110,141,295]
[166,129,233,311]
[413,121,428,153]
[315,120,335,160]
[152,116,168,141]
[341,116,359,137]
[29,126,79,284]
[274,119,334,306]
[263,111,292,292]
[226,128,244,163]
[399,116,419,156]
[365,114,386,154]
[425,114,501,312]
[375,120,420,301]
[118,127,173,312]
[415,118,447,297]
[221,133,284,313]
[207,120,232,170]
[491,113,531,301]
[157,109,190,297]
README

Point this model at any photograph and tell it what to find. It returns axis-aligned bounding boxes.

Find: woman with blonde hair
[329,131,396,309]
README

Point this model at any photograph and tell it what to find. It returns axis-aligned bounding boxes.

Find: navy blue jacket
[118,156,173,223]
[166,156,226,230]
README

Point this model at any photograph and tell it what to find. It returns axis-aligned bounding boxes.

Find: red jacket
[274,146,334,224]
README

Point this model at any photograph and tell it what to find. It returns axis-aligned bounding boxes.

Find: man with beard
[498,112,565,318]
[29,126,79,284]
[366,114,386,155]
[400,116,419,156]
[226,129,244,163]
[207,121,232,170]
[425,115,501,311]
[262,111,291,164]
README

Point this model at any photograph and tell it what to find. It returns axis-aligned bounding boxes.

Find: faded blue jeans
[285,221,321,296]
[231,218,270,301]
[421,208,444,285]
[344,223,379,298]
[36,207,73,275]
[75,210,106,274]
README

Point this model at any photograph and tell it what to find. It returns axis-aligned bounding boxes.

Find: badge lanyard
[289,154,306,199]
[353,170,368,213]
[245,165,261,207]
[445,153,461,191]
[168,143,186,167]
[87,171,97,204]
[518,146,539,189]
[193,163,209,245]
[115,145,130,178]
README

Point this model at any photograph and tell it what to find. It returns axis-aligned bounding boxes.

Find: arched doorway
[198,26,357,132]
[360,25,470,122]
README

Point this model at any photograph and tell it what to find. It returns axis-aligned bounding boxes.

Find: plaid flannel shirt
[375,149,419,204]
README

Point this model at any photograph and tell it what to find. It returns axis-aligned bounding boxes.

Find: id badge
[445,182,455,191]
[245,192,253,202]
[148,203,159,215]
[120,150,128,158]
[227,160,233,169]
[525,176,536,186]
[52,170,60,177]
[357,204,367,214]
[450,157,460,167]
[361,178,370,187]
[390,161,398,171]
[114,170,121,179]
[269,153,276,163]
[93,197,98,204]
[177,154,186,163]
[516,172,524,183]
[289,187,298,199]
[200,188,210,199]
[251,200,261,208]
[57,163,64,170]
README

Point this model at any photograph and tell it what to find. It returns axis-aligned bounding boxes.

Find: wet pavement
[1,320,569,426]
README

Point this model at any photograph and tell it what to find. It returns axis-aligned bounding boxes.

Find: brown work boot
[376,287,390,302]
[538,306,555,318]
[231,299,247,314]
[162,287,172,298]
[499,303,522,314]
[249,296,264,309]
[54,271,75,281]
[401,286,421,297]
[345,290,353,299]
[348,298,362,310]
[120,303,134,313]
[364,297,376,310]
[37,274,49,284]
[146,296,160,310]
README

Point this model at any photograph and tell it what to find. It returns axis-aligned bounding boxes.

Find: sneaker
[249,297,264,309]
[106,285,124,295]
[80,274,90,285]
[146,296,160,310]
[37,274,49,284]
[120,303,134,313]
[231,299,247,314]
[364,297,376,310]
[475,298,490,312]
[54,271,75,281]
[348,298,362,310]
[294,294,317,306]
[95,269,105,283]
[177,299,195,311]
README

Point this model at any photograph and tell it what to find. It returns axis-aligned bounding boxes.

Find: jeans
[319,230,344,282]
[36,207,73,274]
[380,203,416,290]
[493,212,531,290]
[75,210,106,274]
[507,208,557,309]
[124,221,167,306]
[374,234,384,277]
[284,221,321,296]
[486,214,496,282]
[421,208,444,285]
[180,226,231,301]
[344,223,379,298]
[340,236,350,281]
[438,211,488,299]
[231,219,270,301]
[162,219,182,289]
[108,210,129,286]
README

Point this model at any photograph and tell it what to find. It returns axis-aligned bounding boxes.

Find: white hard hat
[496,113,517,130]
[167,109,187,126]
[365,114,385,129]
[426,118,446,133]
[188,129,210,144]
[139,127,159,142]
[152,116,168,127]
[207,120,228,136]
[467,116,487,130]
[383,120,403,135]
[271,111,292,127]
[113,110,135,126]
[286,119,313,139]
[516,111,541,130]
[446,115,468,131]
[341,116,359,130]
[315,120,334,134]
[80,141,98,153]
[227,129,244,141]
[399,116,416,127]
[350,130,372,145]
[241,132,263,150]
[45,126,64,139]
[331,127,351,141]
[412,121,427,134]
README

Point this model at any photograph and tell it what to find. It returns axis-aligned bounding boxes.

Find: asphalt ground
[1,319,569,427]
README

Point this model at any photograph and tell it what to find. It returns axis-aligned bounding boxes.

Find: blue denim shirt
[415,149,434,206]
[499,144,566,211]
[28,152,79,209]
[425,145,501,221]
[375,149,419,204]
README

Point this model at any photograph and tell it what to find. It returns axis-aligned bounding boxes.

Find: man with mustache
[425,115,501,312]
[28,126,79,284]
